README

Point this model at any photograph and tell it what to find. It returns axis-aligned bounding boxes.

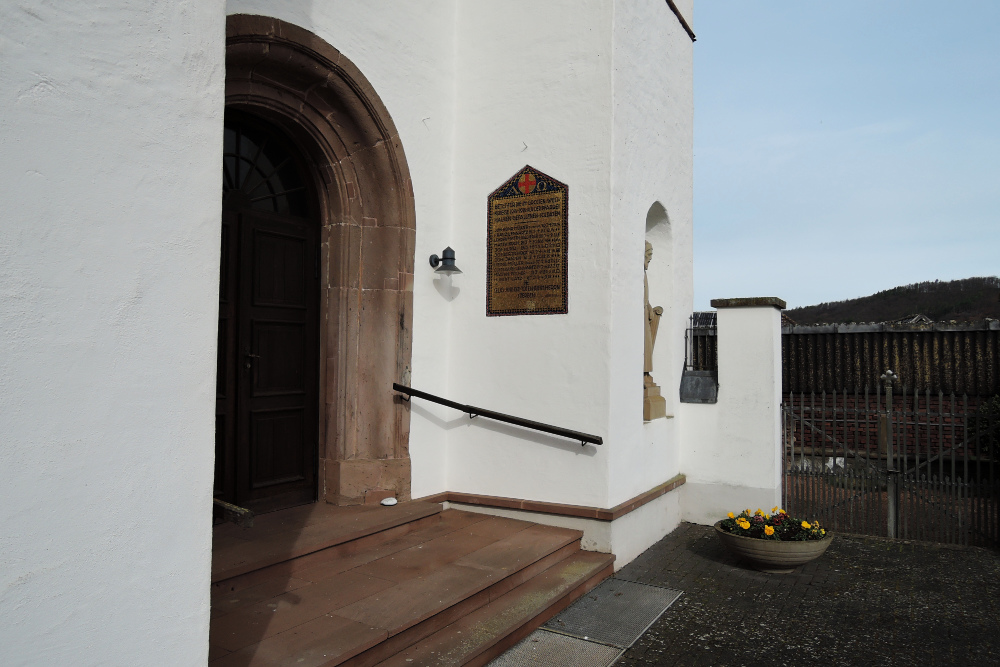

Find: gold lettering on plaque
[487,166,568,316]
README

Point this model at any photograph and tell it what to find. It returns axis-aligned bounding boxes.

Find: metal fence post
[882,370,899,538]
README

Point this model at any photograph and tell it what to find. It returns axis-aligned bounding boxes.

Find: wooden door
[215,112,319,514]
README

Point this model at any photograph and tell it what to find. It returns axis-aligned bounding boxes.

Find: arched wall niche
[226,14,416,505]
[645,202,675,414]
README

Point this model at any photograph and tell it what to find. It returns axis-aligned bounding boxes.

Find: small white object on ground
[381,497,398,506]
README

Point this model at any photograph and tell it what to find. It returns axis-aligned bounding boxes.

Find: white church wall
[224,1,696,520]
[679,303,784,525]
[0,2,704,661]
[442,1,617,508]
[437,0,695,561]
[226,0,460,498]
[0,2,226,665]
[607,0,693,510]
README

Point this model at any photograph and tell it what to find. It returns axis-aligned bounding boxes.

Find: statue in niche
[643,241,667,421]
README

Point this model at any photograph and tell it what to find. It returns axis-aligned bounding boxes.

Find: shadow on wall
[433,274,461,301]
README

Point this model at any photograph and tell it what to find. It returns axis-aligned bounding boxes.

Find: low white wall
[679,302,784,524]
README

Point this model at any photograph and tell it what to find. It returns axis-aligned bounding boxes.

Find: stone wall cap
[710,297,786,310]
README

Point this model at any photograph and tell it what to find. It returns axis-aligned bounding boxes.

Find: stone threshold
[419,474,685,522]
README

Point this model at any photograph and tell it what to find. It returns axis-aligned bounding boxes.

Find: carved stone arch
[226,14,414,505]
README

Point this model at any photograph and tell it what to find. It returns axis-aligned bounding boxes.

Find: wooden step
[212,501,443,585]
[211,510,491,626]
[375,550,616,667]
[337,524,584,667]
[208,510,598,667]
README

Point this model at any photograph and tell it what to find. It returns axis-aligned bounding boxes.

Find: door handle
[245,352,260,369]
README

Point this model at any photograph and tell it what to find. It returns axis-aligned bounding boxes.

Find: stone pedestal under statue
[644,374,667,421]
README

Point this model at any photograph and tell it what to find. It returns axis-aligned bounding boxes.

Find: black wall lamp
[429,246,462,274]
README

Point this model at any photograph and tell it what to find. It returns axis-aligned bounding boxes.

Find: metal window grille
[684,311,718,372]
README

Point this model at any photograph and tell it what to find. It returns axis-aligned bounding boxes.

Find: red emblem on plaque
[517,172,537,194]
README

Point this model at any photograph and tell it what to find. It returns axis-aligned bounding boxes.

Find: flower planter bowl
[714,521,833,574]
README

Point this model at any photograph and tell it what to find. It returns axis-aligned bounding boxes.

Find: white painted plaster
[607,489,682,569]
[443,0,616,509]
[222,1,694,526]
[0,2,225,664]
[1,6,703,660]
[438,0,694,539]
[606,0,693,516]
[679,305,784,524]
[681,482,781,527]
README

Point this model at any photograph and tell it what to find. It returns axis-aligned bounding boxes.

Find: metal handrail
[392,383,603,446]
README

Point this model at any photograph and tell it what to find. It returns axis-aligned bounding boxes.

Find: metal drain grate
[542,578,682,649]
[488,630,622,667]
[488,578,682,666]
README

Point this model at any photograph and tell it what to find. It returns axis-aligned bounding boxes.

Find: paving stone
[615,522,1000,667]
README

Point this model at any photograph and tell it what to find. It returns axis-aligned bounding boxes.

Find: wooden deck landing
[210,502,614,666]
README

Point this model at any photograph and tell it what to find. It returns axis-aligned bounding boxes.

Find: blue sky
[693,1,1000,310]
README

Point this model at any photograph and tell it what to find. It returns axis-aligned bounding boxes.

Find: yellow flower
[737,518,750,529]
[801,521,811,529]
[764,514,770,520]
[821,529,826,535]
[728,512,735,519]
[764,526,775,536]
[772,506,780,513]
[754,508,763,516]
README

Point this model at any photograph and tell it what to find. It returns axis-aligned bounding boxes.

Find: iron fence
[782,382,1000,547]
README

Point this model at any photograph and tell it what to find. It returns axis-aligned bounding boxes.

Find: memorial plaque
[487,165,568,316]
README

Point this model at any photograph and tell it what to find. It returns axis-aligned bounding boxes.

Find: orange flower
[728,512,735,519]
[801,521,811,529]
[764,526,775,536]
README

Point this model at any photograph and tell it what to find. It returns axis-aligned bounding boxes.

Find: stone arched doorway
[224,15,415,507]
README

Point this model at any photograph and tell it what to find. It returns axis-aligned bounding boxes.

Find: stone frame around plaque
[486,165,569,317]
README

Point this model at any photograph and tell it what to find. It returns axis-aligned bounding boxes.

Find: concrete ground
[615,523,1000,667]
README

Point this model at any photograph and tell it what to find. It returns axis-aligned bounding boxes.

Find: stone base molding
[419,474,686,522]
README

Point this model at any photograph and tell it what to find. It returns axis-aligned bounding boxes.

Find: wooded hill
[786,277,1000,325]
